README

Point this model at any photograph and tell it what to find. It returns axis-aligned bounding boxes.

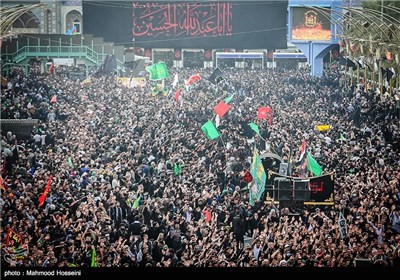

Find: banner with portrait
[117,77,147,88]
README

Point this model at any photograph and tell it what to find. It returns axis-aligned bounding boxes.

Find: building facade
[2,0,82,35]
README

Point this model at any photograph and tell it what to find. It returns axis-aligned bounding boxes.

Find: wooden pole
[397,73,399,92]
[372,68,375,89]
[379,60,383,94]
[364,66,367,92]
[350,68,353,86]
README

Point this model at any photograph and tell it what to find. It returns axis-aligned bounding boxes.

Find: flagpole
[219,132,229,172]
[350,67,353,86]
[287,144,293,176]
[259,134,279,156]
[356,64,360,83]
[372,67,375,89]
[379,59,383,94]
[397,73,399,93]
[364,65,367,93]
[252,123,278,155]
[219,131,227,150]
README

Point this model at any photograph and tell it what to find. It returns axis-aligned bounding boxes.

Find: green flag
[248,122,260,136]
[224,94,234,104]
[307,153,323,176]
[67,157,74,168]
[174,163,184,176]
[132,195,141,209]
[249,148,266,206]
[91,247,98,267]
[201,121,220,140]
[146,62,170,80]
[339,133,346,141]
[126,197,134,208]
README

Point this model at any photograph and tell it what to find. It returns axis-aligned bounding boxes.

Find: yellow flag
[316,125,331,132]
[81,76,92,86]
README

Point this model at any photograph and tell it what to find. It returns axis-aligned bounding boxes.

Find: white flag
[215,114,220,128]
[184,80,190,92]
[172,73,179,88]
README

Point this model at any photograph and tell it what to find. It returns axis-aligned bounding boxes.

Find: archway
[44,9,52,33]
[65,10,82,34]
[12,11,39,29]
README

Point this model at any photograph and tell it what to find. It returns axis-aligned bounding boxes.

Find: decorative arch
[12,18,25,29]
[65,9,82,34]
[45,9,52,33]
[12,11,39,29]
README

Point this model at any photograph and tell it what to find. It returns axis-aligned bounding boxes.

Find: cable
[103,18,333,46]
[83,1,289,9]
[15,17,332,48]
[113,25,291,46]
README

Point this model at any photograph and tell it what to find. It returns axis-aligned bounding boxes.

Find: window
[73,19,80,34]
[65,10,82,33]
[45,10,52,33]
[12,11,39,29]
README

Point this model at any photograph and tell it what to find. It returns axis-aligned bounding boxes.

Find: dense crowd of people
[1,62,399,267]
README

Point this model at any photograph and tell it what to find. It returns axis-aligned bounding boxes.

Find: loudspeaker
[264,185,274,200]
[274,178,292,201]
[354,258,372,267]
[278,163,288,176]
[293,180,310,201]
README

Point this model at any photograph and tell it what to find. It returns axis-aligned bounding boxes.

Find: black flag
[124,59,145,77]
[346,58,357,70]
[96,54,117,76]
[338,55,347,66]
[208,68,224,85]
[386,68,395,82]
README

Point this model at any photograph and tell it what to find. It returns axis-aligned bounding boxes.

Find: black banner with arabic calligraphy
[307,174,334,205]
[83,1,287,49]
[267,171,334,205]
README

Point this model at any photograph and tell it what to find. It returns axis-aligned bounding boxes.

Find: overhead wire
[82,0,289,9]
[13,16,333,47]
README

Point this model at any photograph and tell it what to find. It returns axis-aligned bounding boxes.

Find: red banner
[38,174,53,207]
